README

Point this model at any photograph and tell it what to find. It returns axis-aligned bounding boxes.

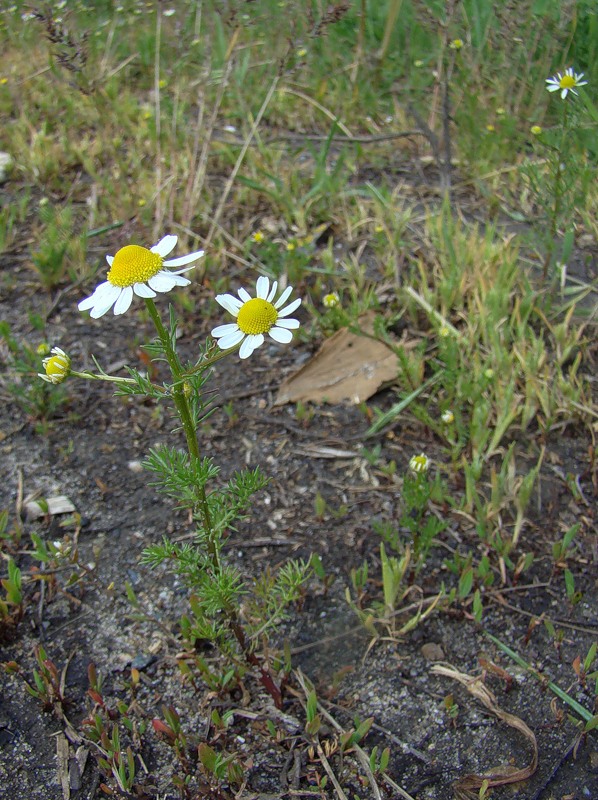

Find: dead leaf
[431,664,538,799]
[56,734,70,799]
[25,495,76,520]
[275,321,397,406]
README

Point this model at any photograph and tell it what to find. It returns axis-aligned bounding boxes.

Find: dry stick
[212,128,426,146]
[153,7,162,237]
[349,0,367,87]
[182,32,238,229]
[442,54,452,196]
[277,86,354,138]
[315,744,349,800]
[377,0,404,63]
[404,286,464,339]
[295,671,415,800]
[204,75,280,251]
[528,736,580,800]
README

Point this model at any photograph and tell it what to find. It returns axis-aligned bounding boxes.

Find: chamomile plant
[42,234,308,707]
[524,66,593,280]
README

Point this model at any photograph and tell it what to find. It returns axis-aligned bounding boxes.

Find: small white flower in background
[39,347,70,384]
[52,540,71,558]
[546,67,587,99]
[78,235,204,318]
[441,410,455,425]
[211,276,301,360]
[409,453,430,474]
[323,292,340,309]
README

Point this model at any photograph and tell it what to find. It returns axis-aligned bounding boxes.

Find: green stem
[71,370,165,392]
[545,100,570,281]
[144,298,219,569]
[485,631,593,724]
[181,345,240,378]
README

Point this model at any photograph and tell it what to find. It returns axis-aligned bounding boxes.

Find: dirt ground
[1,232,597,800]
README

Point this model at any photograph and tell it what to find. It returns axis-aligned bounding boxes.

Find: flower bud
[39,347,71,384]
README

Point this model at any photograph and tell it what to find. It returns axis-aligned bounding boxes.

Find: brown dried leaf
[275,324,397,406]
[431,664,538,799]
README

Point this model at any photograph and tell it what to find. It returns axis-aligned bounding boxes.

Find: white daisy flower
[409,453,430,474]
[78,235,204,318]
[211,276,301,360]
[546,67,587,99]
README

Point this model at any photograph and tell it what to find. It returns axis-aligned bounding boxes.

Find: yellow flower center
[237,298,278,335]
[107,245,163,287]
[45,354,70,382]
[410,454,429,473]
[559,74,576,89]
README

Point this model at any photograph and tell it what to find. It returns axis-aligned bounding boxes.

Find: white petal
[561,88,568,98]
[78,280,110,310]
[84,283,121,316]
[90,287,122,318]
[216,329,245,349]
[151,235,178,257]
[78,293,98,311]
[239,334,263,359]
[163,249,204,267]
[170,265,197,275]
[167,273,192,286]
[269,326,293,344]
[237,287,252,303]
[149,272,190,292]
[275,317,300,329]
[278,297,301,317]
[106,255,114,266]
[133,282,157,298]
[114,286,134,315]
[256,276,270,299]
[267,280,278,302]
[211,323,239,337]
[546,85,559,92]
[216,294,242,315]
[148,273,177,292]
[274,285,293,308]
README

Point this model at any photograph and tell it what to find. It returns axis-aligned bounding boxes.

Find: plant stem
[144,298,218,569]
[544,100,569,281]
[144,300,283,708]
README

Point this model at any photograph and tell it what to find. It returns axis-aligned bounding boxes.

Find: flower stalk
[144,297,218,570]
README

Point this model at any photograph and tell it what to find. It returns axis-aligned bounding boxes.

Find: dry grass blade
[431,664,538,798]
[205,75,280,250]
[316,742,349,800]
[294,670,415,800]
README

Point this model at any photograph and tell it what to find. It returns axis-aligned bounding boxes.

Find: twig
[404,286,464,338]
[528,736,579,800]
[380,772,417,800]
[296,671,413,800]
[153,8,162,236]
[277,86,353,137]
[316,743,349,800]
[205,75,280,250]
[486,596,598,635]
